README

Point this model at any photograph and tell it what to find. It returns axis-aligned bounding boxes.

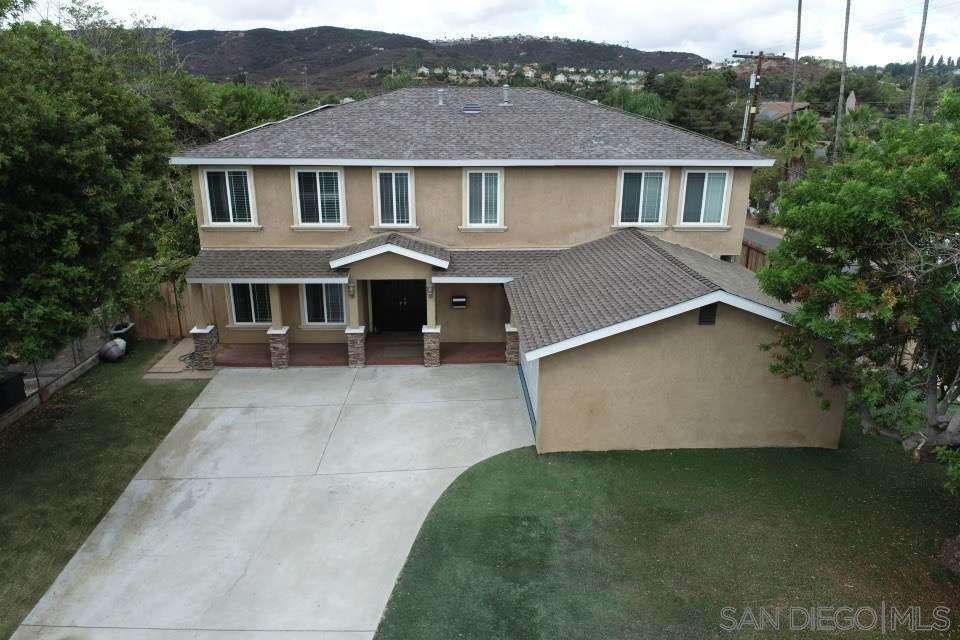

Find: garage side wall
[535,305,844,453]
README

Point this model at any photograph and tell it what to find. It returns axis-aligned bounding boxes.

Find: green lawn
[376,429,960,639]
[0,341,207,639]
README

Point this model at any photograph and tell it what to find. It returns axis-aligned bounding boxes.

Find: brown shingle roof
[186,248,341,281]
[330,232,450,264]
[506,229,789,353]
[175,87,768,164]
[441,249,563,278]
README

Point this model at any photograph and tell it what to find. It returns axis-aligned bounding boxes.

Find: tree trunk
[787,157,805,181]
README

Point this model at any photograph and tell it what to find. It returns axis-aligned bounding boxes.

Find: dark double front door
[371,280,426,332]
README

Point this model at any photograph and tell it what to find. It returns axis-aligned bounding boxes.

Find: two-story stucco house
[172,86,844,452]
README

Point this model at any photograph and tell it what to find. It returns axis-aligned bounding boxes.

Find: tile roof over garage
[505,229,791,354]
[173,87,769,165]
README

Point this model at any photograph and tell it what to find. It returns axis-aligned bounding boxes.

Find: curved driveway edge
[14,365,533,640]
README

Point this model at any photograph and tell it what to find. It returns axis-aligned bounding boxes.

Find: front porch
[184,233,523,370]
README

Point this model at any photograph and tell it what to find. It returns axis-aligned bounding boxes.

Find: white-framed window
[374,169,415,226]
[616,168,667,225]
[229,283,271,325]
[202,167,256,225]
[301,284,346,325]
[292,167,346,226]
[463,168,504,227]
[678,169,731,225]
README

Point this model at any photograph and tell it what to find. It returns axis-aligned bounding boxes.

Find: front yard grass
[376,428,960,639]
[0,341,207,639]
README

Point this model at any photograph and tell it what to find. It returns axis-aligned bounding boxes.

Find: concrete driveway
[13,364,533,640]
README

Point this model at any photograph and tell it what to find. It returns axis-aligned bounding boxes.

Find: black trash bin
[0,371,26,413]
[110,322,137,352]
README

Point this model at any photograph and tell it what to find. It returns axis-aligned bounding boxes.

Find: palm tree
[783,110,823,181]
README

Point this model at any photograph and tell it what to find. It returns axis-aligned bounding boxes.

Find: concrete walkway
[13,365,533,640]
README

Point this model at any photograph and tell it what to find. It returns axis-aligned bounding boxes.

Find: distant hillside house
[758,101,810,121]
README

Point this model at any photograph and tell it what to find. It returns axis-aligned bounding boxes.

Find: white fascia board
[170,157,775,168]
[186,277,349,284]
[329,244,450,269]
[522,291,787,361]
[431,276,513,284]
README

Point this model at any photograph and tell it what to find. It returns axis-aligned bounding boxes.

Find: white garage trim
[522,291,787,361]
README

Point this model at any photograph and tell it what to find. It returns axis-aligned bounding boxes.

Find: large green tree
[759,94,960,471]
[670,73,737,142]
[0,21,172,363]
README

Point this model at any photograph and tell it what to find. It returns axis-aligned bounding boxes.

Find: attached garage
[530,305,843,452]
[507,229,845,453]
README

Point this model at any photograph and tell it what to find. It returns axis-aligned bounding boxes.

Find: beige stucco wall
[436,284,509,342]
[535,305,844,453]
[192,166,751,256]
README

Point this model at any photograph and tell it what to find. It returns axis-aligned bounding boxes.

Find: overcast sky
[80,0,960,65]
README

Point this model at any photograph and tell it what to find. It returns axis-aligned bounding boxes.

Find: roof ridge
[633,231,721,291]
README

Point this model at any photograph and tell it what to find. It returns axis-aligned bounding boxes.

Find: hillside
[168,27,709,91]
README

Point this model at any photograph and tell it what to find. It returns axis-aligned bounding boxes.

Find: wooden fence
[130,282,199,339]
[739,239,770,272]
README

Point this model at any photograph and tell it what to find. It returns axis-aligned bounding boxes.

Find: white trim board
[431,276,513,284]
[328,244,450,269]
[186,277,349,284]
[522,291,787,361]
[170,157,775,168]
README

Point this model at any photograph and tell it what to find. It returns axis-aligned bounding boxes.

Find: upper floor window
[302,284,346,325]
[680,170,730,225]
[618,169,665,225]
[204,168,255,225]
[464,169,504,227]
[375,169,415,226]
[230,283,271,325]
[294,167,345,225]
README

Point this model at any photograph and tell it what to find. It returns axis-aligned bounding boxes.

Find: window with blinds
[466,170,501,226]
[681,171,728,224]
[296,169,342,225]
[618,170,665,224]
[206,170,253,224]
[377,171,412,225]
[230,283,271,324]
[303,284,346,324]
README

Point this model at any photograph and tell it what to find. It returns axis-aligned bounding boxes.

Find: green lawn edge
[376,431,960,639]
[0,341,208,639]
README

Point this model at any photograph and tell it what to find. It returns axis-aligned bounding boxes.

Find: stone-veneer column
[190,324,219,370]
[267,326,289,369]
[504,323,519,364]
[422,325,441,367]
[346,326,366,367]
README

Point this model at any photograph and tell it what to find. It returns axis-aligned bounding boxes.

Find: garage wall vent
[698,303,718,325]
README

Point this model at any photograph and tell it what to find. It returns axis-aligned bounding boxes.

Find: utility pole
[908,0,930,122]
[788,0,803,122]
[833,0,852,162]
[733,50,788,149]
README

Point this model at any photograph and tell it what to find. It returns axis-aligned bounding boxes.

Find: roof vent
[500,84,511,106]
[462,103,481,114]
[437,88,444,106]
[698,303,718,326]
